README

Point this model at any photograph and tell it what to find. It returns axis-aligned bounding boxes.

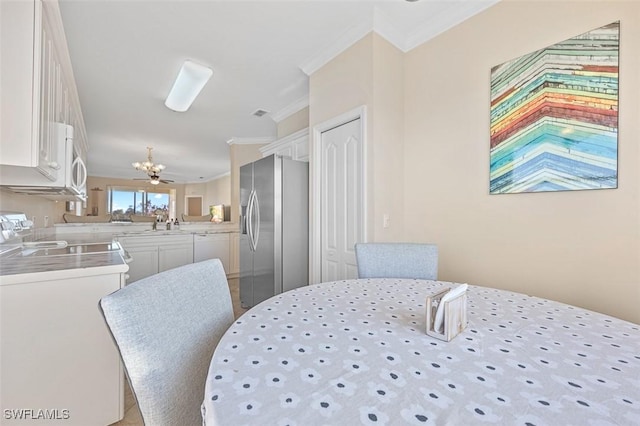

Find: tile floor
[111,277,247,426]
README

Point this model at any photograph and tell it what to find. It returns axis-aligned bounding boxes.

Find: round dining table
[202,279,640,425]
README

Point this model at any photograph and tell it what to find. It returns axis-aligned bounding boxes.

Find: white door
[186,196,203,216]
[320,118,362,281]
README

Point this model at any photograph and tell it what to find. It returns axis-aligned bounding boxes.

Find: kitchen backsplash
[0,188,69,228]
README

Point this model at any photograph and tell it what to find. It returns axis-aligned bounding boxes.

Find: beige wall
[205,174,231,213]
[0,188,66,227]
[310,33,374,127]
[277,106,309,138]
[309,33,374,270]
[371,35,404,241]
[403,0,639,323]
[309,33,405,244]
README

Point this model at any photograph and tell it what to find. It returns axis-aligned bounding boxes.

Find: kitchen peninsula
[1,214,238,425]
[54,221,240,283]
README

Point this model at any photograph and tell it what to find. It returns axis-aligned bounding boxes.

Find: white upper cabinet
[0,0,88,181]
[260,128,309,162]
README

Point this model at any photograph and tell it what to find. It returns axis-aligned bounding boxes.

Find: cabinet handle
[48,161,60,170]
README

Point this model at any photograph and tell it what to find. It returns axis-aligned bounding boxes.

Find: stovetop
[19,242,123,257]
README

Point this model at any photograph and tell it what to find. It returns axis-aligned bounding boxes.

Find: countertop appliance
[0,211,127,425]
[0,123,88,200]
[0,211,34,245]
[240,154,308,308]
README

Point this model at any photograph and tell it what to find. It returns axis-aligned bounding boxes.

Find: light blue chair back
[355,242,438,279]
[99,259,234,426]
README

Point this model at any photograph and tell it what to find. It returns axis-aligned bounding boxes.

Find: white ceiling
[59,0,498,184]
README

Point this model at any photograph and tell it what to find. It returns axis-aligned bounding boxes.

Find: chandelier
[132,147,165,175]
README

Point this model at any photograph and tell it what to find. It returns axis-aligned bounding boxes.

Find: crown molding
[259,128,309,155]
[183,170,230,184]
[371,6,409,52]
[300,19,373,76]
[404,0,500,51]
[299,1,500,75]
[207,171,231,182]
[226,137,274,146]
[270,95,309,123]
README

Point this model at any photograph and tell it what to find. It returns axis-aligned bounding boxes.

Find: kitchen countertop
[0,251,128,282]
[0,231,129,281]
[53,225,239,242]
[1,223,239,281]
[54,222,239,235]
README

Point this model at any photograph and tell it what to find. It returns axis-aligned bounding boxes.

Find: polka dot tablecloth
[202,279,640,425]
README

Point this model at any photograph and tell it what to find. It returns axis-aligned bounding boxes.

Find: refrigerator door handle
[246,189,256,251]
[252,191,260,251]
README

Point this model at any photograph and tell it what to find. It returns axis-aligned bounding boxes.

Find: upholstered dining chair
[355,242,438,280]
[99,259,234,426]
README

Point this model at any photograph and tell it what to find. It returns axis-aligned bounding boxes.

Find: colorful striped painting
[490,22,619,194]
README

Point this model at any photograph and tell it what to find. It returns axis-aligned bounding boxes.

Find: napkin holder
[425,287,468,342]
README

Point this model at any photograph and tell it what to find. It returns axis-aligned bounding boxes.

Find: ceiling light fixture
[164,60,213,112]
[132,147,175,185]
[132,146,165,174]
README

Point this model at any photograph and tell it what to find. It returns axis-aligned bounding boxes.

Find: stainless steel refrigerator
[240,154,309,308]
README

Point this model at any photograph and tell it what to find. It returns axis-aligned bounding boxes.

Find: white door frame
[310,105,368,284]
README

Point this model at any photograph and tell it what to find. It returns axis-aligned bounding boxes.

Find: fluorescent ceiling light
[164,60,213,112]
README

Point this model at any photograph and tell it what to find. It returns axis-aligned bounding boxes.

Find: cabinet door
[39,13,59,178]
[0,273,124,425]
[159,244,194,273]
[229,232,240,275]
[293,136,309,161]
[124,246,159,283]
[275,145,293,158]
[194,234,230,272]
[0,0,40,168]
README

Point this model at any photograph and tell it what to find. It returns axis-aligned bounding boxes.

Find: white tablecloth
[202,279,640,425]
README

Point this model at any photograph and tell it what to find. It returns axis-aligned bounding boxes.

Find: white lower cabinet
[193,233,230,272]
[118,234,194,284]
[118,232,238,283]
[0,271,125,425]
[159,240,194,273]
[124,245,159,283]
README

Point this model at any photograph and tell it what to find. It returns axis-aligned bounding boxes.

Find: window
[107,187,174,221]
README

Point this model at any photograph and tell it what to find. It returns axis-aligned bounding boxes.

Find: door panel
[322,142,338,281]
[320,118,362,281]
[252,156,275,306]
[344,134,360,274]
[158,244,192,272]
[186,196,203,216]
[239,162,254,307]
[239,235,253,307]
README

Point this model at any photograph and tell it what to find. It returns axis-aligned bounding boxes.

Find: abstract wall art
[489,22,619,194]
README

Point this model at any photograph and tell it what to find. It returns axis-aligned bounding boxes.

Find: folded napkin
[434,284,468,333]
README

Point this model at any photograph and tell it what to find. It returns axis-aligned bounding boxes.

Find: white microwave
[0,124,87,200]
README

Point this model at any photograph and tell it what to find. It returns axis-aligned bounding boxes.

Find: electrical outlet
[383,214,390,229]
